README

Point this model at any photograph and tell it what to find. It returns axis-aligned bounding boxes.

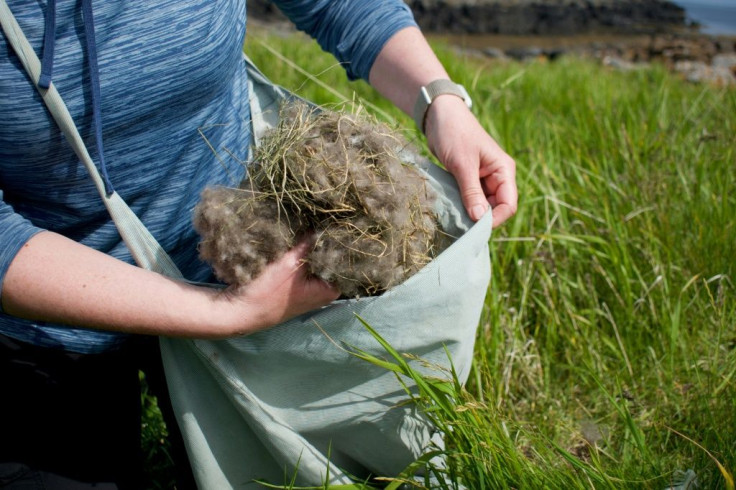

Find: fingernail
[471,204,487,220]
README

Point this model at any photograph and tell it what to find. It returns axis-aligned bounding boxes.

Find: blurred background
[249,0,736,85]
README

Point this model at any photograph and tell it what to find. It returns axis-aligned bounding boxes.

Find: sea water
[674,0,736,35]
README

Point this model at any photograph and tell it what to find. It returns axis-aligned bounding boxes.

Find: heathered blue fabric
[0,0,417,354]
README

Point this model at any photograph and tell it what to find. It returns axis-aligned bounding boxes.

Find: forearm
[1,231,238,337]
[369,26,518,226]
[368,26,452,116]
[368,26,473,151]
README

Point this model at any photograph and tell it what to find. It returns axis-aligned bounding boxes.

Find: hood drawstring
[40,0,115,195]
[38,0,55,88]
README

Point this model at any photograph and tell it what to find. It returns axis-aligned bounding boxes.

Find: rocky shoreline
[247,0,735,85]
[450,32,736,85]
[405,0,688,36]
[249,0,689,36]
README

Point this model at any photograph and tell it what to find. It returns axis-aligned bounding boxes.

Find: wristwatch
[412,79,473,134]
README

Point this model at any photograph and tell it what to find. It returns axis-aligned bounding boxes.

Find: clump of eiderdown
[193,102,448,297]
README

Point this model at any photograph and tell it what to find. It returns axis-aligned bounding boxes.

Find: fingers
[424,98,517,226]
[449,143,518,225]
[252,238,339,319]
[490,184,518,228]
[483,157,518,228]
[303,274,341,303]
[287,238,340,302]
[279,238,312,271]
[450,163,490,221]
[490,203,514,228]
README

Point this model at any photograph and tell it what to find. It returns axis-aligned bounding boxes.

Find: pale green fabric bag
[157,61,493,488]
[0,5,492,485]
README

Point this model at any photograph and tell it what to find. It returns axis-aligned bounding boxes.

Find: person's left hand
[424,95,517,228]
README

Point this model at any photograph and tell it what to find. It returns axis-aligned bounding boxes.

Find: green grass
[144,29,736,489]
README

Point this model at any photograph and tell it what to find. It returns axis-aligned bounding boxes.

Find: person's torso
[0,0,251,352]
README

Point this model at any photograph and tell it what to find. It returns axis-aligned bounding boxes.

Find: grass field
[145,30,735,489]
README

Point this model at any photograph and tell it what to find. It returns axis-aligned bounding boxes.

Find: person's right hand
[219,239,341,335]
[424,95,517,227]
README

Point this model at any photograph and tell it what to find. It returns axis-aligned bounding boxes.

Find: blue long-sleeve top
[0,0,417,353]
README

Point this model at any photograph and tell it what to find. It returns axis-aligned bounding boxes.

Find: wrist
[423,95,474,153]
[200,286,262,338]
[413,79,472,134]
[158,282,254,338]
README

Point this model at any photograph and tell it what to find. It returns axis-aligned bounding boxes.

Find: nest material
[194,102,447,297]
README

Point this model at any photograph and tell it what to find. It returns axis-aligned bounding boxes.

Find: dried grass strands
[194,102,447,297]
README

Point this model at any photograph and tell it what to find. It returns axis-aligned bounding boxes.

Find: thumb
[451,164,489,222]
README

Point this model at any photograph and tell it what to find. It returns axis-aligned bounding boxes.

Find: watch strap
[412,79,472,134]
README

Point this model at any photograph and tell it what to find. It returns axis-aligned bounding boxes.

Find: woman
[0,0,516,488]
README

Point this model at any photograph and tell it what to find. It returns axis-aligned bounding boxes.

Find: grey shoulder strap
[0,0,182,278]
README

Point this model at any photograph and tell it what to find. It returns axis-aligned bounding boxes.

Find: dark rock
[505,45,544,60]
[248,0,688,36]
[715,39,736,54]
[483,47,508,59]
[405,0,687,36]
